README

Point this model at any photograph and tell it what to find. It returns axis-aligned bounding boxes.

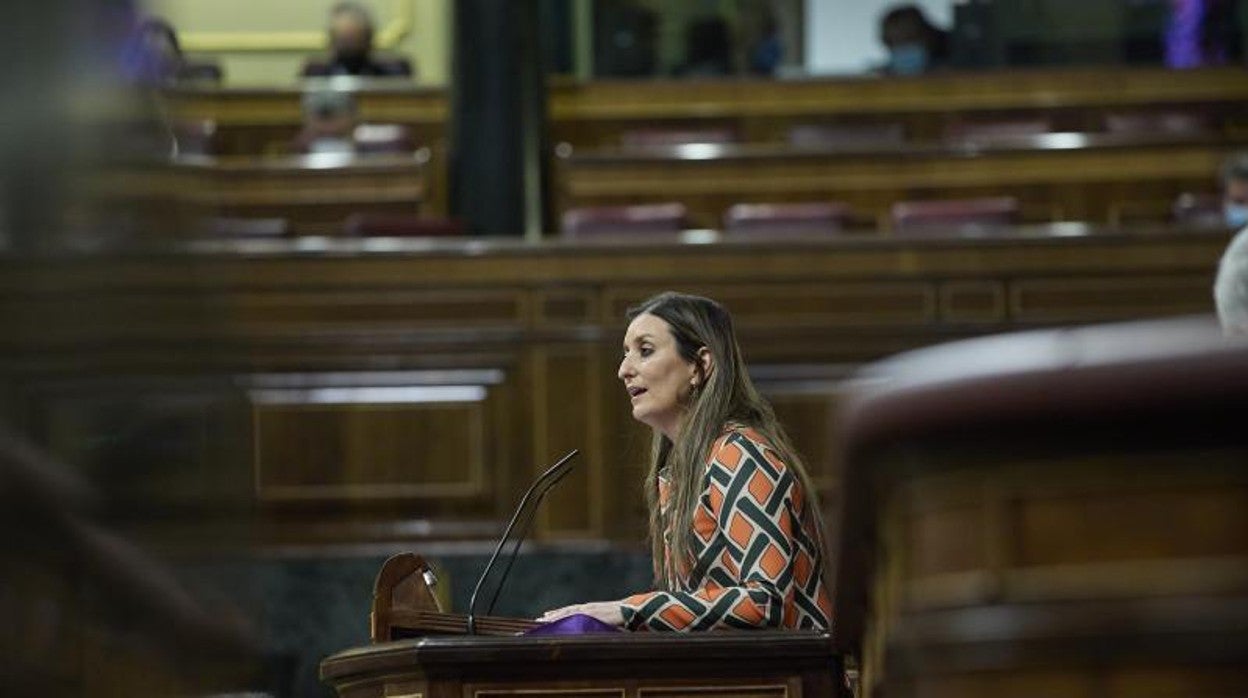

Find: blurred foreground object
[833,315,1248,696]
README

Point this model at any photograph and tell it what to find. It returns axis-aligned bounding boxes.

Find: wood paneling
[0,227,1231,547]
[252,390,488,503]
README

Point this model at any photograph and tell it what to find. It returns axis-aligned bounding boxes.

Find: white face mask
[1227,202,1248,229]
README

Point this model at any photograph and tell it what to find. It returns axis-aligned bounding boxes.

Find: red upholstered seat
[561,203,687,237]
[352,124,416,154]
[1172,192,1224,225]
[619,129,737,149]
[343,214,466,237]
[891,197,1020,231]
[1105,111,1210,136]
[787,123,905,148]
[199,217,291,238]
[944,118,1052,141]
[723,202,853,235]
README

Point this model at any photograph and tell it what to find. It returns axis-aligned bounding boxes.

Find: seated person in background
[539,292,832,631]
[303,2,412,78]
[294,90,358,154]
[1223,151,1248,230]
[878,4,949,76]
[1214,226,1248,335]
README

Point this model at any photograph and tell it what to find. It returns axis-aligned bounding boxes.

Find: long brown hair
[626,291,825,588]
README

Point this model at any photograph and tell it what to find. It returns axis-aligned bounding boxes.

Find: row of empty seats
[200,213,465,239]
[173,121,417,157]
[194,192,1226,240]
[617,110,1217,150]
[561,198,1020,236]
[561,193,1226,236]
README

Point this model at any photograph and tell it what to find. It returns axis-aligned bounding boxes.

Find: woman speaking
[539,292,832,631]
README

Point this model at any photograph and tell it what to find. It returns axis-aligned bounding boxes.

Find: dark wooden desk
[830,317,1248,697]
[97,152,429,235]
[555,132,1244,229]
[320,631,844,697]
[161,68,1248,153]
[159,68,1248,225]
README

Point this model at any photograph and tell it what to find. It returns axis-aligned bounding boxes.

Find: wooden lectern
[324,552,846,697]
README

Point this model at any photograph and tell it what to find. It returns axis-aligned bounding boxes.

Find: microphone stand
[466,449,579,634]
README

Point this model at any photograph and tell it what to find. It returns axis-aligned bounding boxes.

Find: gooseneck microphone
[466,449,579,634]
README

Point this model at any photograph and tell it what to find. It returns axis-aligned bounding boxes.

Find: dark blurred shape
[879,4,950,75]
[891,196,1020,231]
[302,1,413,78]
[592,0,657,77]
[119,17,223,86]
[172,118,221,156]
[833,316,1248,694]
[723,202,853,235]
[748,14,783,75]
[344,213,466,237]
[1,426,261,695]
[302,55,413,79]
[561,202,687,237]
[949,0,1001,68]
[674,17,734,77]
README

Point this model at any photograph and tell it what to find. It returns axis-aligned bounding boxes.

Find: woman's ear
[696,347,714,383]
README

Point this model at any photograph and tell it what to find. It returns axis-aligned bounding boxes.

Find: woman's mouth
[627,386,647,401]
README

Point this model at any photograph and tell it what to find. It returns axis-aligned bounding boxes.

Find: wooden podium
[320,630,844,698]
[323,552,845,696]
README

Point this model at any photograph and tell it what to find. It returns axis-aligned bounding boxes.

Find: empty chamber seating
[723,202,853,234]
[891,196,1021,232]
[343,213,466,237]
[560,203,688,237]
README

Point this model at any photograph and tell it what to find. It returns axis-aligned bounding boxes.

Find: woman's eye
[639,346,653,357]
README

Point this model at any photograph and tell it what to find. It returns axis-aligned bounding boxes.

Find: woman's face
[618,313,699,439]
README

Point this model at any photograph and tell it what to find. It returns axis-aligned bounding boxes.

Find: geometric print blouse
[620,426,833,631]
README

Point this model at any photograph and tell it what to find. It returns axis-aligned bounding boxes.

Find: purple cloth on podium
[524,613,623,635]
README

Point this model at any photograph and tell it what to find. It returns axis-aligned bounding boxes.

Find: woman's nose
[617,355,633,381]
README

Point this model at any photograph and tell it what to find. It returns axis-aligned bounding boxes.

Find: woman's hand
[536,600,625,626]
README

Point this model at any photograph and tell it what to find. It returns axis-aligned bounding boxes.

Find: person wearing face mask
[302,2,412,79]
[878,4,949,76]
[1222,152,1248,231]
[538,292,832,631]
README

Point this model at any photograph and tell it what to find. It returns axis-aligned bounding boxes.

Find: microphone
[466,449,579,634]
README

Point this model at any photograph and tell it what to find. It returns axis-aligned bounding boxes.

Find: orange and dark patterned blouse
[620,426,833,631]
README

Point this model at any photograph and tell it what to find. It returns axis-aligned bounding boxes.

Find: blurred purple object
[524,614,623,636]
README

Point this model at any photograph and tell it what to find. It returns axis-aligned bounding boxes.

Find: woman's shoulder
[708,424,787,472]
